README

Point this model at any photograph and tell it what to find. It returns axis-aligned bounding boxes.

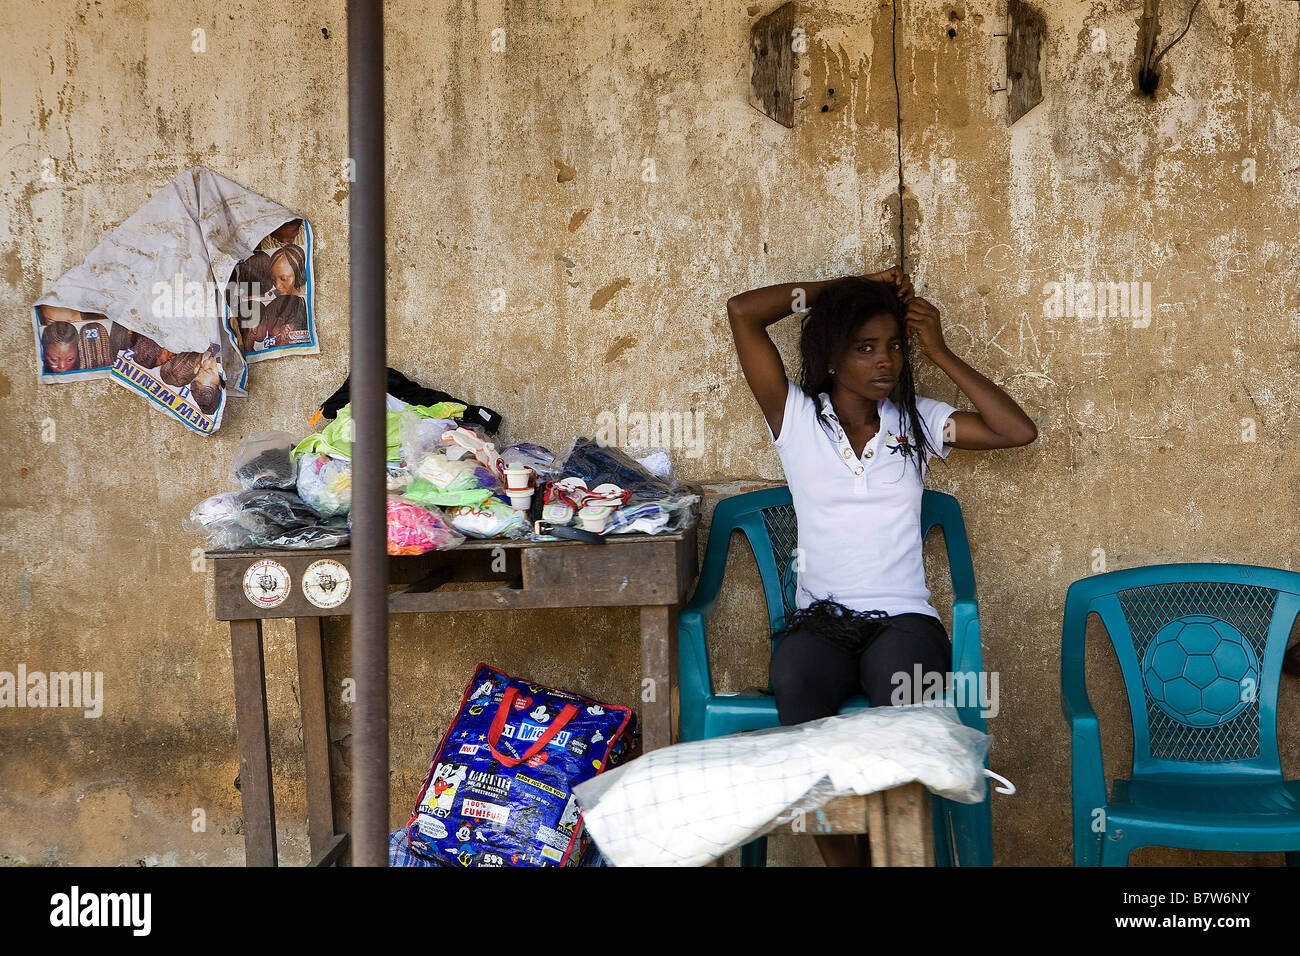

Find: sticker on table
[243,559,292,609]
[302,558,351,609]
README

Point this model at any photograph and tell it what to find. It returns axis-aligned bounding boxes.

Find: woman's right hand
[862,266,914,303]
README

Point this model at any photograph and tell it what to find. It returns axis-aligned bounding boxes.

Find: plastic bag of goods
[229,431,299,490]
[182,492,252,551]
[384,496,465,554]
[296,453,352,518]
[448,496,528,539]
[234,488,349,549]
[404,663,637,867]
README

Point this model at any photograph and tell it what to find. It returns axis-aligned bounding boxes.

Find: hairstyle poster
[224,218,317,362]
[33,305,138,383]
[33,167,319,435]
[35,300,228,437]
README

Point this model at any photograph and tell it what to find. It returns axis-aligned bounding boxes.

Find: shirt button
[854,466,863,476]
[842,448,851,459]
[866,449,874,458]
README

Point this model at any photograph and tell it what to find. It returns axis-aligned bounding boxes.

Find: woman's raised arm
[727,268,906,439]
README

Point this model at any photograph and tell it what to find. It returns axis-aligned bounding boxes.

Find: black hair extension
[775,598,890,655]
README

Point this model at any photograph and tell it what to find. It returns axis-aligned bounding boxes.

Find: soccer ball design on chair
[1142,615,1260,727]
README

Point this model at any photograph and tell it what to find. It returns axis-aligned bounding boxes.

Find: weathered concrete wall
[3,0,1298,865]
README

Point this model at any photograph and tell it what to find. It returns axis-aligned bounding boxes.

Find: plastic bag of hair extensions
[382,496,465,554]
[605,496,701,535]
[254,517,350,550]
[447,496,529,539]
[183,491,254,551]
[233,488,320,536]
[228,487,350,549]
[554,437,677,499]
[230,431,300,490]
[296,452,353,518]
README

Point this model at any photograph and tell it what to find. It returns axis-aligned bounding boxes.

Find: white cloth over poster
[573,704,991,867]
[34,166,314,432]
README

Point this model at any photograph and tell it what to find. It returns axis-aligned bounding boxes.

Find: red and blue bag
[406,663,636,867]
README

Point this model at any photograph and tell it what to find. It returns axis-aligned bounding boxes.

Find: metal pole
[347,0,389,867]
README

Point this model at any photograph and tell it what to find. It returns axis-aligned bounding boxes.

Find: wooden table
[703,783,933,867]
[209,528,697,867]
[806,786,934,866]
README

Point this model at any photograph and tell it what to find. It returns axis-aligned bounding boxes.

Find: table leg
[865,782,933,867]
[294,616,336,862]
[639,604,676,752]
[230,619,277,866]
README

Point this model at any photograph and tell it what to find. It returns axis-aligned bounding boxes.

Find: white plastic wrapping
[572,704,991,867]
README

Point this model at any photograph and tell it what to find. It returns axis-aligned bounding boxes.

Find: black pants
[771,612,952,726]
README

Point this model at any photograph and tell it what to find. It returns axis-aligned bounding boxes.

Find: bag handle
[488,686,579,768]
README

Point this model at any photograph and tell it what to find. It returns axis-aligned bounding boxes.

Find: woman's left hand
[903,297,949,359]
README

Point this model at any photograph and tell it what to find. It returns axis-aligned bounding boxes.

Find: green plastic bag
[294,400,464,462]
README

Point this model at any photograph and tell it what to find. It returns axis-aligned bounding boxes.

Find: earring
[829,368,836,375]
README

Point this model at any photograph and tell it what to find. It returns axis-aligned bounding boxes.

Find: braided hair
[798,275,936,477]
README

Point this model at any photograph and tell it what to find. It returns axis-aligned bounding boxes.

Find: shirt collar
[816,392,896,427]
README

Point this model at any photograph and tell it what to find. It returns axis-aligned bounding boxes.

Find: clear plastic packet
[230,431,300,490]
[296,453,352,518]
[606,500,673,535]
[400,411,501,508]
[502,442,559,478]
[439,424,507,483]
[405,470,497,509]
[398,412,459,468]
[384,496,465,554]
[448,496,529,539]
[554,437,677,499]
[628,446,674,480]
[182,491,254,550]
[234,488,321,537]
[552,438,699,534]
[386,464,412,495]
[254,516,350,550]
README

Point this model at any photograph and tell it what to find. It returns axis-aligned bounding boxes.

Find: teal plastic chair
[677,487,993,866]
[1061,563,1300,866]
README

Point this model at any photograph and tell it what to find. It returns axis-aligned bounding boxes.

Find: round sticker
[243,560,291,609]
[302,559,351,609]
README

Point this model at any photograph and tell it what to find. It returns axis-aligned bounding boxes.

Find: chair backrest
[703,486,977,640]
[1061,564,1300,782]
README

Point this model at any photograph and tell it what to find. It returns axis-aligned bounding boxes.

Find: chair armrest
[951,600,981,675]
[949,601,987,732]
[1061,660,1099,725]
[677,605,715,740]
[1062,667,1105,802]
[1061,602,1107,864]
[1067,713,1108,865]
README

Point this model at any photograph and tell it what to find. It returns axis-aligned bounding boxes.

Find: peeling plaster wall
[2,0,1299,866]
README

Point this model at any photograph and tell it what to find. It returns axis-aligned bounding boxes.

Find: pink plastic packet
[386,496,465,555]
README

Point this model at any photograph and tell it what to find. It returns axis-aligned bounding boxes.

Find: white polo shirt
[768,380,956,620]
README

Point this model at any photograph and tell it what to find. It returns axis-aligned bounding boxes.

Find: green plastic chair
[1062,563,1300,866]
[677,486,994,866]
